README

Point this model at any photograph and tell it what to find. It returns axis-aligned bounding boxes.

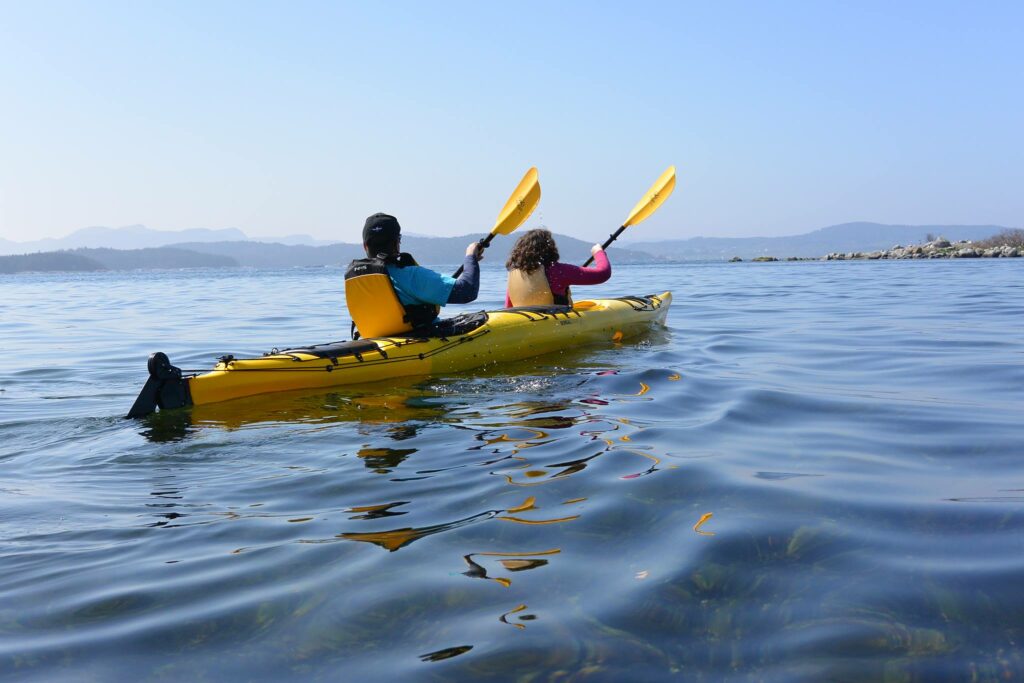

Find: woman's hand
[466,242,483,260]
[590,244,604,255]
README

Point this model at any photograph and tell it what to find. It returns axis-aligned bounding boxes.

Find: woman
[504,228,610,307]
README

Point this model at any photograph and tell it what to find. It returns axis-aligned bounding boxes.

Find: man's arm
[447,253,480,304]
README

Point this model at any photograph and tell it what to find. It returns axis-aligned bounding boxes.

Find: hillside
[0,251,107,274]
[0,247,236,273]
[80,247,237,270]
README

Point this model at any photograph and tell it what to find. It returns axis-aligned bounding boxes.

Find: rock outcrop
[823,238,1021,261]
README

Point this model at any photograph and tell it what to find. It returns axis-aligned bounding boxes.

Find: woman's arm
[546,248,611,293]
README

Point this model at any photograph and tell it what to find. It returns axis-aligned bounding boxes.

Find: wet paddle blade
[623,165,676,227]
[492,167,541,235]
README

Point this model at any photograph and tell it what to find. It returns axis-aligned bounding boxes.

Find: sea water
[1,260,1023,682]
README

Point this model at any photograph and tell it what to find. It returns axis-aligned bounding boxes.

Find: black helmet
[362,213,401,249]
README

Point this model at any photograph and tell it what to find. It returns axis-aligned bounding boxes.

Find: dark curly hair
[505,228,560,273]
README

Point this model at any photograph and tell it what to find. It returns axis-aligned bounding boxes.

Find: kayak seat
[410,311,489,339]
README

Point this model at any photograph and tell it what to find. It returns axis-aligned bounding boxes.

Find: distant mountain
[172,233,662,268]
[255,233,336,246]
[627,223,1012,260]
[2,230,659,274]
[3,222,1016,269]
[0,225,248,255]
[0,224,337,255]
[0,247,236,273]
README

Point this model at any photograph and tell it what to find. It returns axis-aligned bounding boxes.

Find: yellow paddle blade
[623,165,676,227]
[492,167,541,235]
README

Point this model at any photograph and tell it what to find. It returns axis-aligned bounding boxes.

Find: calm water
[2,260,1023,682]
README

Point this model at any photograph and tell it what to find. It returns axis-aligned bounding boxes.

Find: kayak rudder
[126,352,192,418]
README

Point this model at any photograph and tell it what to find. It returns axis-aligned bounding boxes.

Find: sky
[1,0,1021,243]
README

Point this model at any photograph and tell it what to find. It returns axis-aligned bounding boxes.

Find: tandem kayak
[127,291,672,417]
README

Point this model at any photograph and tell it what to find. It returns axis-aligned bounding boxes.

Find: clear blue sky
[1,0,1021,243]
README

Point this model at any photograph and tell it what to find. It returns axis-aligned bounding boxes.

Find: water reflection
[135,383,454,442]
[357,447,416,473]
[419,645,473,662]
[499,604,532,630]
[139,409,194,442]
[460,553,553,589]
[617,449,663,479]
[339,511,500,552]
[185,381,451,431]
[693,512,715,536]
[463,550,557,588]
[338,493,583,552]
[142,473,200,529]
[139,361,670,443]
[498,513,581,526]
[121,359,695,678]
[345,501,409,520]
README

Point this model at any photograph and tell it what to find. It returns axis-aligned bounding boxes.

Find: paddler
[504,228,610,307]
[344,213,482,338]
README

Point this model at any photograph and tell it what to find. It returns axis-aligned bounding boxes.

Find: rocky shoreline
[729,235,1023,262]
[822,238,1021,261]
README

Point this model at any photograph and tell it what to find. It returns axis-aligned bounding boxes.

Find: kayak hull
[130,292,671,414]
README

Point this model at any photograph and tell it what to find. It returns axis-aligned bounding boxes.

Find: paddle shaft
[451,232,494,278]
[582,225,627,267]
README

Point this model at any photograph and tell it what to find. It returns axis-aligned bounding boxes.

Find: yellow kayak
[127,292,672,416]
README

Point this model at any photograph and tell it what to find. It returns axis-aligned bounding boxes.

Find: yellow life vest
[344,256,439,338]
[507,267,572,307]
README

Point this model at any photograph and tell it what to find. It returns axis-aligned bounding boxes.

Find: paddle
[452,167,541,277]
[582,165,677,267]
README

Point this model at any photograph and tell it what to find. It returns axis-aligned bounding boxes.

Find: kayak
[128,292,672,416]
[127,292,672,417]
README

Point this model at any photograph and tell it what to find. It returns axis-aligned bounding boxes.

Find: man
[344,213,482,338]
